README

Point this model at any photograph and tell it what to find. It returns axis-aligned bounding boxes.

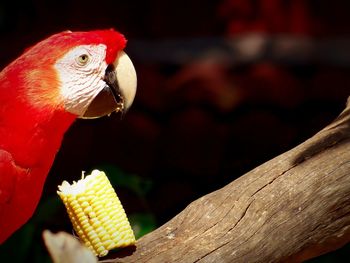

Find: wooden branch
[100,97,350,263]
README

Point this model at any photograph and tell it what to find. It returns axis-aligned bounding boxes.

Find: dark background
[0,0,349,262]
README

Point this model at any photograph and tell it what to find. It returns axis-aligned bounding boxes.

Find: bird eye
[76,54,90,66]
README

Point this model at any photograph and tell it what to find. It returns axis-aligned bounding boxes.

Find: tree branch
[101,96,350,263]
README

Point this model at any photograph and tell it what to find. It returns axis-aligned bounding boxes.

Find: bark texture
[101,97,350,263]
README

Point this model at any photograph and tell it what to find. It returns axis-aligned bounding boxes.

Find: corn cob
[57,169,136,257]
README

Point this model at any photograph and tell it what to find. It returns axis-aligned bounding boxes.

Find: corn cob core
[57,170,136,257]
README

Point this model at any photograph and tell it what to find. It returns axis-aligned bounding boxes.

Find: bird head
[8,29,137,119]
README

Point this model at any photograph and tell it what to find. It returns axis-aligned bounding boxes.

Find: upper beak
[82,51,137,119]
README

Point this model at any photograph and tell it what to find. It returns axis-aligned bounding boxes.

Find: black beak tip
[82,85,124,119]
[81,64,125,119]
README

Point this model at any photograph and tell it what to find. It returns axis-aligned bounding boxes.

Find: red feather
[0,29,126,243]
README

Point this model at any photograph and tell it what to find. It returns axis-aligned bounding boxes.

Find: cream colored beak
[114,51,137,111]
[82,51,137,119]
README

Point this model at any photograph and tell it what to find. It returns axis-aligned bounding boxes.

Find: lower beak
[82,51,137,119]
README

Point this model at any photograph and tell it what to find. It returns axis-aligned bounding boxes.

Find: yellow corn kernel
[57,170,136,257]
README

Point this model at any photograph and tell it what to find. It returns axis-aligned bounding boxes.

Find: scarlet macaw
[0,29,137,243]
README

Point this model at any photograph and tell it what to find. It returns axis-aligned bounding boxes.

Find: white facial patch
[55,44,108,116]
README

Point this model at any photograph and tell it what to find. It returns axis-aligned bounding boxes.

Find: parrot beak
[81,51,137,119]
